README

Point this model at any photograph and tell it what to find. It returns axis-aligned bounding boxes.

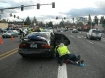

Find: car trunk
[54,33,70,46]
[19,39,50,49]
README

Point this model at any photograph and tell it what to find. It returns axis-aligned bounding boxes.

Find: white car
[72,29,78,33]
[2,30,18,38]
[86,29,102,40]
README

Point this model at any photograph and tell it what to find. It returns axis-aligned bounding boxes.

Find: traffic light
[56,16,58,19]
[64,17,66,19]
[52,2,55,8]
[37,3,40,9]
[21,5,24,11]
[10,13,12,17]
[14,15,16,18]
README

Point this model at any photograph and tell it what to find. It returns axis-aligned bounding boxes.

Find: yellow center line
[0,48,18,57]
[0,50,18,61]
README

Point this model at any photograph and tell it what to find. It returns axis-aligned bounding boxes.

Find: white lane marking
[87,40,93,44]
[102,37,105,39]
[57,64,67,78]
[78,36,81,38]
[102,39,105,42]
[70,36,74,37]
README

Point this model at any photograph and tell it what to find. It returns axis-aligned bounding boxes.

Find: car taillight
[41,44,50,49]
[19,43,26,48]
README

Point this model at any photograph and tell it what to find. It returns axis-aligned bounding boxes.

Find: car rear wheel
[99,38,101,41]
[21,55,28,58]
[2,36,5,38]
[49,53,55,59]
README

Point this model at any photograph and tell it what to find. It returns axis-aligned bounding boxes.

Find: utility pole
[0,15,1,20]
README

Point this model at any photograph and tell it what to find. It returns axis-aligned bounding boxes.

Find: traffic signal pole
[0,2,55,11]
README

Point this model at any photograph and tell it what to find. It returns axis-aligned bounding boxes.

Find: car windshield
[92,30,101,33]
[26,32,50,39]
[7,30,13,33]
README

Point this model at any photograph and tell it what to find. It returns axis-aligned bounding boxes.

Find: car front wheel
[86,35,88,39]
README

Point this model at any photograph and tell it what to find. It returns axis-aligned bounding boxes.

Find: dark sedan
[18,32,70,59]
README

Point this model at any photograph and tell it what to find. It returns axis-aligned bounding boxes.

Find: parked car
[86,29,102,40]
[0,28,7,33]
[2,30,18,38]
[18,32,70,58]
[12,30,19,35]
[72,29,78,33]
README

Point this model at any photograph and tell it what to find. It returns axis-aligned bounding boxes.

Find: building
[0,23,8,28]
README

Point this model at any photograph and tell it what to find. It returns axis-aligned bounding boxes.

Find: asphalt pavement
[0,30,105,78]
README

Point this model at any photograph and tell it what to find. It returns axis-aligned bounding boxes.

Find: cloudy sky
[0,0,105,23]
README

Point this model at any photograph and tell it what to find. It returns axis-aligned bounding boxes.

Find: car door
[54,33,70,46]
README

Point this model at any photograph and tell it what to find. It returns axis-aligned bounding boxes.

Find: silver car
[86,29,102,40]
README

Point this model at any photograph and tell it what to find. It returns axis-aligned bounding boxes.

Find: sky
[0,0,105,23]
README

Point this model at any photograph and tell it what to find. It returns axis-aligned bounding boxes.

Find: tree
[38,21,44,27]
[100,16,104,24]
[64,20,71,27]
[87,14,92,25]
[88,14,91,21]
[102,19,105,28]
[32,16,37,25]
[0,19,7,23]
[48,21,53,27]
[24,16,31,25]
[76,22,84,26]
[94,16,98,25]
[59,21,64,27]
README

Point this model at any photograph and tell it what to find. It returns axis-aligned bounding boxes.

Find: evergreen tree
[32,16,37,25]
[88,14,91,21]
[88,14,92,25]
[24,16,31,25]
[100,16,104,24]
[38,21,44,27]
[48,21,53,27]
[94,16,98,25]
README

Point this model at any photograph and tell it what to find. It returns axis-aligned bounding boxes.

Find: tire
[89,35,92,40]
[49,53,55,59]
[2,36,5,38]
[21,55,28,58]
[86,35,88,39]
[99,38,101,41]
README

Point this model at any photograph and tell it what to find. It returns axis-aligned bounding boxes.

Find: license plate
[30,44,37,48]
